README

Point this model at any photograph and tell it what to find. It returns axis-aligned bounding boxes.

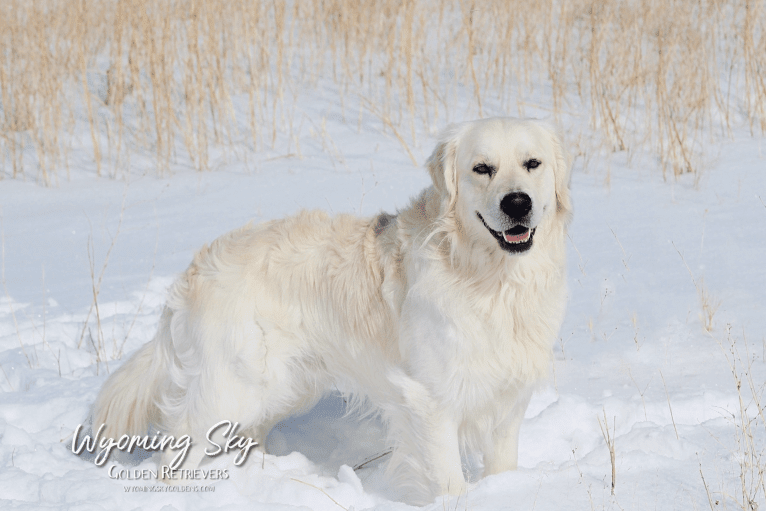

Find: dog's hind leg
[162,314,327,477]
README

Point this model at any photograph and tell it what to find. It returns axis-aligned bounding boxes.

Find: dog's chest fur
[374,191,566,419]
[399,258,562,415]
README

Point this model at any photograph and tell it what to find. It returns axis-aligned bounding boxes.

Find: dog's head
[426,117,572,255]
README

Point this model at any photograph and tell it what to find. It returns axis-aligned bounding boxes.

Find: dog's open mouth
[476,212,535,253]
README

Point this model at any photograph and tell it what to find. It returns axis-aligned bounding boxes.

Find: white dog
[92,117,572,504]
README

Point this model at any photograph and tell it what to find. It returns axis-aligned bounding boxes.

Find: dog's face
[427,118,572,255]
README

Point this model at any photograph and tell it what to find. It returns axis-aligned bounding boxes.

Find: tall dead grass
[1,0,764,184]
[703,325,766,510]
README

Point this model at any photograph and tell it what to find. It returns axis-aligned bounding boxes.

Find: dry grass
[597,408,616,496]
[707,325,766,510]
[1,0,765,184]
[674,241,721,333]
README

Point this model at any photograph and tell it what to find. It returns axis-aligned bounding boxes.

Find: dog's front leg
[387,368,467,501]
[393,292,469,500]
[483,391,532,476]
[429,414,466,496]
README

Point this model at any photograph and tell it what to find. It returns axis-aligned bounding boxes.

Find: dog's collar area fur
[476,211,535,253]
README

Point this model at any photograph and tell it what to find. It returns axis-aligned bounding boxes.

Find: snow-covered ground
[1,76,765,510]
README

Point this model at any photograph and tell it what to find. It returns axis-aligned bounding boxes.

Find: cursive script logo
[72,421,258,469]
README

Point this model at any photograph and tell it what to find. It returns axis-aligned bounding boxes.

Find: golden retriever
[92,117,572,504]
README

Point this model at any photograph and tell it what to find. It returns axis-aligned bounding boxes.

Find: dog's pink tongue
[504,229,530,243]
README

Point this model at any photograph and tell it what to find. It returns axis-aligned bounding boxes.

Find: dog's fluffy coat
[93,117,572,504]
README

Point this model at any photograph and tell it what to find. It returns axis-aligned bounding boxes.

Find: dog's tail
[91,307,173,438]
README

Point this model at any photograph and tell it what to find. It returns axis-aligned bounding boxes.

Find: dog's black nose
[500,192,532,219]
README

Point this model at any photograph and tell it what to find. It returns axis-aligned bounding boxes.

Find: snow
[1,54,765,511]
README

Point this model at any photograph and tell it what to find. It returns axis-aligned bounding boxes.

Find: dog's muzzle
[476,212,535,253]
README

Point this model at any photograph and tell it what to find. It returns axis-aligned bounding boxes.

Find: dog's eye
[524,159,541,171]
[472,163,494,176]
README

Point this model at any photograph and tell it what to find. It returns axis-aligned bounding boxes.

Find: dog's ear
[425,124,461,203]
[538,122,573,224]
